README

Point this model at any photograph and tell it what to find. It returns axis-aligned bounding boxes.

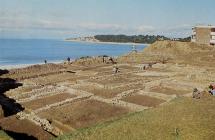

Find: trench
[0,69,58,140]
[0,77,24,117]
[0,126,37,140]
[0,69,37,139]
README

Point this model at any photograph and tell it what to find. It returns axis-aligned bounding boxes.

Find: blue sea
[0,39,146,67]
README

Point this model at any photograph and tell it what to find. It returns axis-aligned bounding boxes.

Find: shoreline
[0,42,148,70]
[65,40,149,46]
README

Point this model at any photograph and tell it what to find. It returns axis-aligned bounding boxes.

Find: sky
[0,0,215,39]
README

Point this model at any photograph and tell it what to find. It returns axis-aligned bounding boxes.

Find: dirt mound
[143,41,213,56]
[119,41,215,65]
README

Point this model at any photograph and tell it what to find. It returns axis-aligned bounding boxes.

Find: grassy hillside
[0,130,12,140]
[56,96,215,140]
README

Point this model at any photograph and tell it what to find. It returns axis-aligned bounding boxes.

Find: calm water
[0,39,146,66]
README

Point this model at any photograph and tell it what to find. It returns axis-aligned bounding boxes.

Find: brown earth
[38,99,129,129]
[22,93,76,110]
[122,95,165,107]
[0,116,53,140]
[150,86,190,95]
[74,86,123,98]
[73,84,142,98]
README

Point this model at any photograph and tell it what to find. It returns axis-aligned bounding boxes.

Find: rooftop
[193,25,215,29]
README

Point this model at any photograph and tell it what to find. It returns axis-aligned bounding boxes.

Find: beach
[65,39,149,46]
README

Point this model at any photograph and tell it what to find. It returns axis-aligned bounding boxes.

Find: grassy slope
[56,97,215,140]
[0,130,12,140]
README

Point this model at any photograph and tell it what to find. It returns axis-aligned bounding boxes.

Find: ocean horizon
[0,39,146,68]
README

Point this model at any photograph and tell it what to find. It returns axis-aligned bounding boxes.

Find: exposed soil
[74,85,130,98]
[150,86,190,95]
[38,99,129,129]
[25,72,77,85]
[73,82,145,98]
[83,87,122,98]
[0,116,53,140]
[22,93,76,110]
[122,95,165,107]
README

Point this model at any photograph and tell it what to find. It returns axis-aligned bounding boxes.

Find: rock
[192,88,202,99]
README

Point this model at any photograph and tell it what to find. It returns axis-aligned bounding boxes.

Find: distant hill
[94,35,169,44]
[66,35,191,44]
[65,36,99,43]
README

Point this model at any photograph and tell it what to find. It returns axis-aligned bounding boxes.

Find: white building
[191,25,215,45]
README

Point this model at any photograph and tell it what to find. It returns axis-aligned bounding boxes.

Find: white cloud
[78,23,125,30]
[76,23,126,34]
[0,16,75,30]
[165,24,192,31]
[0,16,156,34]
[135,25,155,33]
[77,23,156,35]
[0,16,192,38]
[160,24,192,37]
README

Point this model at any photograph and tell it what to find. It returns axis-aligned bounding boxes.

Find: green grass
[0,130,12,140]
[55,96,215,140]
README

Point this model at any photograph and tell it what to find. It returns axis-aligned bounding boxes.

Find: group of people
[139,63,153,71]
[192,83,215,99]
[112,65,119,74]
[101,56,120,74]
[192,88,202,99]
[209,83,215,96]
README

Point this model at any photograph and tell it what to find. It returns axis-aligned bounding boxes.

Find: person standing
[67,57,71,64]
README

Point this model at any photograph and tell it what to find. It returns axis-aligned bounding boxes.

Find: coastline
[0,40,148,70]
[65,39,149,46]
